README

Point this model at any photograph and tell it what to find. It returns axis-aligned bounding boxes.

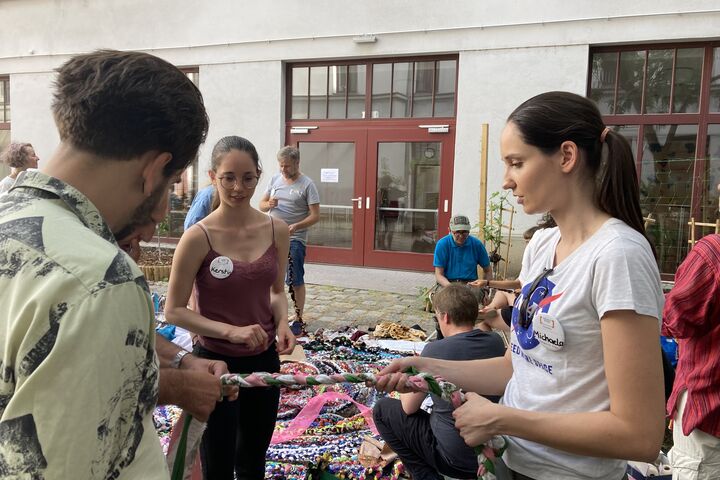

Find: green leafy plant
[155,215,170,264]
[417,286,433,312]
[157,216,170,237]
[480,191,512,272]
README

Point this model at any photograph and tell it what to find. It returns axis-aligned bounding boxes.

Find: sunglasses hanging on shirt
[518,268,554,329]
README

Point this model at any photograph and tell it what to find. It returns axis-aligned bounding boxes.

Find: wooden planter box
[140,265,172,282]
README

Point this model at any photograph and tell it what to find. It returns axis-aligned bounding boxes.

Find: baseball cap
[449,215,471,232]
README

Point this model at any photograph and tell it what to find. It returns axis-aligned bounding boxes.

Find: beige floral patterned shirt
[0,171,167,479]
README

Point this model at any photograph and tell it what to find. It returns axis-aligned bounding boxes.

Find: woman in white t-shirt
[0,142,39,194]
[376,91,665,480]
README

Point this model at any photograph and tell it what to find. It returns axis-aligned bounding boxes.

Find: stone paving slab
[290,283,436,334]
[150,281,436,335]
[304,263,435,296]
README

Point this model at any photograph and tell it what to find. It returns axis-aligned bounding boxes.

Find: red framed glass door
[288,128,367,265]
[286,124,455,271]
[364,127,455,270]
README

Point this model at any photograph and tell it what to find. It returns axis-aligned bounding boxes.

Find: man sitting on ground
[373,285,506,480]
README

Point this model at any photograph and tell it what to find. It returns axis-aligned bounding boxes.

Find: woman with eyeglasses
[376,92,665,480]
[165,136,296,480]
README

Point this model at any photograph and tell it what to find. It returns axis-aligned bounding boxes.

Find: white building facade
[1,1,719,276]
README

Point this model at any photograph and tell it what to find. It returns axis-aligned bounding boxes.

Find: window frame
[286,54,459,122]
[589,43,720,148]
[0,76,9,128]
[589,42,720,277]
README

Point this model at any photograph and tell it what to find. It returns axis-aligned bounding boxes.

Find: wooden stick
[478,123,489,241]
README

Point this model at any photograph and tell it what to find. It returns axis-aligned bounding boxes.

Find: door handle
[366,197,370,210]
[351,197,362,209]
[443,199,449,213]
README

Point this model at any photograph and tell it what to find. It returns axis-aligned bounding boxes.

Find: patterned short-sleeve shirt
[0,171,167,479]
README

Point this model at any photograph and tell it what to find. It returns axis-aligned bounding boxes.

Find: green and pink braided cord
[170,369,507,480]
[218,369,507,480]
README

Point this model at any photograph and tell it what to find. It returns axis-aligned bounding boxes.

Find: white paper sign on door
[320,168,339,183]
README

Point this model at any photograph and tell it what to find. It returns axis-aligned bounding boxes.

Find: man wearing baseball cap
[431,215,492,317]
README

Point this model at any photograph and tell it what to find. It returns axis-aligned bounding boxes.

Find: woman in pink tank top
[165,136,295,480]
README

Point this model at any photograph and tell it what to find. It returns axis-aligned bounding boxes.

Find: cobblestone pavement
[149,282,437,335]
[294,284,436,334]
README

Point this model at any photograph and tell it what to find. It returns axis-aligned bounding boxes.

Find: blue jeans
[285,239,306,286]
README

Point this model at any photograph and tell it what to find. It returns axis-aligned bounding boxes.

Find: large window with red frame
[289,57,457,121]
[589,44,720,275]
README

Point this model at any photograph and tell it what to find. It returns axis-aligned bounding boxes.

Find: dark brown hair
[52,49,208,176]
[433,284,478,327]
[523,213,557,241]
[209,136,262,211]
[508,91,646,238]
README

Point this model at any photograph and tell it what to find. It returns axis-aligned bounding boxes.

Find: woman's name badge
[209,256,233,279]
[533,313,565,351]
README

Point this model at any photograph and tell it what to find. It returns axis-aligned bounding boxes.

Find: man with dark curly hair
[0,50,209,479]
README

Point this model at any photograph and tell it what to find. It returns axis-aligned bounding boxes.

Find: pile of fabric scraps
[266,329,415,479]
[154,404,183,455]
[151,292,194,351]
[153,327,424,479]
[372,322,427,342]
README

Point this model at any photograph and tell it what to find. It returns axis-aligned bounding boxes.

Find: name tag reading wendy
[210,256,233,279]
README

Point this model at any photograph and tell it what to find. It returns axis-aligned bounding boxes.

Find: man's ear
[141,152,173,196]
[558,141,579,174]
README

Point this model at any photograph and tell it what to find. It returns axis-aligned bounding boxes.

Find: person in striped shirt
[662,183,720,479]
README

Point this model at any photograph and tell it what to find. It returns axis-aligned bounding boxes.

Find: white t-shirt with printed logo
[502,218,664,480]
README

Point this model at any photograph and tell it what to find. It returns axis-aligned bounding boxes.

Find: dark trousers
[372,397,476,480]
[193,344,281,480]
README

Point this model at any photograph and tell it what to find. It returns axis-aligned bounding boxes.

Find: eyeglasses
[518,268,553,329]
[452,230,470,236]
[217,174,259,190]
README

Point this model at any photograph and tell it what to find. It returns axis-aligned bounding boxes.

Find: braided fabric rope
[222,372,464,408]
[171,370,507,480]
[218,370,508,479]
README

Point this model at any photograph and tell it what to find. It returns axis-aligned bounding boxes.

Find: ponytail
[508,92,650,242]
[596,130,645,235]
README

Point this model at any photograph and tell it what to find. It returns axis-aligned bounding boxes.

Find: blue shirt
[183,185,215,231]
[433,234,490,281]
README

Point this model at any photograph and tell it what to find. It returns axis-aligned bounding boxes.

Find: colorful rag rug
[153,332,411,480]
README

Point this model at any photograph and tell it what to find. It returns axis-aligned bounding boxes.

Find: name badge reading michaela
[533,312,565,351]
[210,256,233,279]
